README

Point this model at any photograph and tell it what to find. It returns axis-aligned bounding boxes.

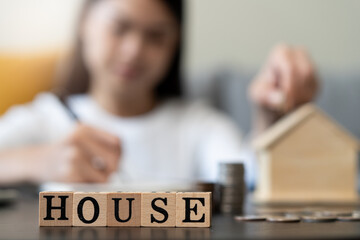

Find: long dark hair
[55,0,184,101]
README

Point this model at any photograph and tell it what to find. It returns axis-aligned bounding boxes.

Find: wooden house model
[253,104,359,203]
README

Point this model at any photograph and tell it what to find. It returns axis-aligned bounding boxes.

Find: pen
[58,96,79,122]
[57,96,122,174]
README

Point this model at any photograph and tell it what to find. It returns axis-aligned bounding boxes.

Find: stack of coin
[218,163,245,214]
[195,182,219,213]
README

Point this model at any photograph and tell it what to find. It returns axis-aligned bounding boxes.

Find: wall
[0,0,359,73]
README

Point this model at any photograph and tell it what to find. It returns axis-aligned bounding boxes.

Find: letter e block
[73,192,107,226]
[39,191,73,226]
[141,192,176,227]
[176,192,211,227]
[107,192,141,227]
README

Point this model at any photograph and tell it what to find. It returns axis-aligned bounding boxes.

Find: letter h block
[39,192,74,226]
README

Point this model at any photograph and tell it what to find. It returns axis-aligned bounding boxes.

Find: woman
[0,0,318,186]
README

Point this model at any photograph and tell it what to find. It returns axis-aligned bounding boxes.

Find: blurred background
[0,0,360,136]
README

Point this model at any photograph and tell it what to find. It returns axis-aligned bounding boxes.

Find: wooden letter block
[141,192,176,227]
[73,192,107,227]
[39,191,73,226]
[176,192,211,227]
[107,192,141,227]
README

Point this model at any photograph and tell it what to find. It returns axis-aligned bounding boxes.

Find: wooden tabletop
[1,191,360,240]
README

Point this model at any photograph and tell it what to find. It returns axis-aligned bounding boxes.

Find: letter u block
[72,192,107,226]
[107,192,141,227]
[39,192,74,226]
[141,192,176,227]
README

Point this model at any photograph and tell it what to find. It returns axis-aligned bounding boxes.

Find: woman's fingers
[70,124,121,171]
[250,44,319,114]
[74,125,121,152]
[63,124,121,182]
[293,47,319,105]
[60,146,108,183]
[78,136,120,175]
[75,151,109,183]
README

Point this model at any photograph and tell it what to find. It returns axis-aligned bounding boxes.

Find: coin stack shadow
[218,163,245,215]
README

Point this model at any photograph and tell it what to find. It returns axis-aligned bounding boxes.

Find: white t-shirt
[0,93,256,185]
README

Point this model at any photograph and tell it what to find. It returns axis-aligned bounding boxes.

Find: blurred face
[82,0,179,98]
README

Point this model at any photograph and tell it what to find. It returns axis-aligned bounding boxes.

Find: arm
[0,125,121,186]
[0,94,121,185]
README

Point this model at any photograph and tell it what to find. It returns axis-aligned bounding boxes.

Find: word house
[39,192,211,228]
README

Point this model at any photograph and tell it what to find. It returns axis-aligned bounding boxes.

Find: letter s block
[39,192,73,226]
[73,192,107,227]
[141,192,176,227]
[107,192,141,227]
[176,192,211,227]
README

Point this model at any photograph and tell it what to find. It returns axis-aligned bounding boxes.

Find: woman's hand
[248,44,319,135]
[0,124,121,184]
[37,124,121,183]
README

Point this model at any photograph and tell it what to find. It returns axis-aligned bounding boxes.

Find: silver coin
[302,216,337,223]
[221,199,244,205]
[267,217,300,223]
[220,204,243,210]
[220,205,244,211]
[218,178,244,185]
[220,190,244,195]
[219,174,244,179]
[221,193,244,199]
[218,171,244,177]
[222,189,243,195]
[337,216,360,222]
[219,186,245,192]
[220,190,244,197]
[311,211,338,218]
[221,205,243,213]
[234,215,267,222]
[219,170,244,176]
[352,211,360,217]
[285,213,301,218]
[219,167,244,172]
[220,195,244,202]
[219,162,245,168]
[220,199,243,204]
[195,182,215,191]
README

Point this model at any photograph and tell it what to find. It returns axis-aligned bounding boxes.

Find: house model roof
[252,104,360,150]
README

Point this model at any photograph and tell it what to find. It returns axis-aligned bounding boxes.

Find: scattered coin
[234,215,267,222]
[267,217,301,223]
[302,216,337,223]
[352,211,360,217]
[337,216,360,222]
[320,211,352,217]
[285,213,301,218]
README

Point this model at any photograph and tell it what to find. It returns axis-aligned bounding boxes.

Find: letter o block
[73,192,107,227]
[176,192,211,227]
[141,192,176,227]
[107,192,141,227]
[39,192,73,226]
